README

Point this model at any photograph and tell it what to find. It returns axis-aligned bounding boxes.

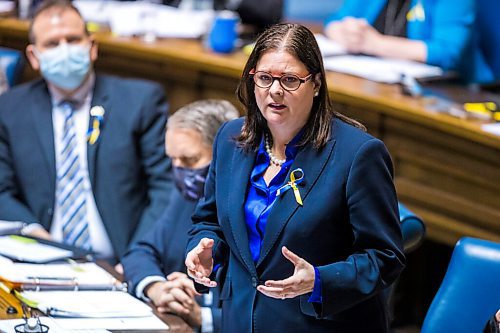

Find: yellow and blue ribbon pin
[276,168,304,206]
[87,105,105,145]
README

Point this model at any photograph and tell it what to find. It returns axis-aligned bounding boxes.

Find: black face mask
[173,164,210,201]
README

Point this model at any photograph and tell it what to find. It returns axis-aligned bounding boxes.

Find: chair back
[477,0,500,80]
[0,47,24,89]
[421,237,500,333]
[399,202,425,253]
[383,202,425,323]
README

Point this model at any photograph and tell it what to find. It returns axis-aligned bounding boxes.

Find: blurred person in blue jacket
[122,99,238,333]
[324,0,494,83]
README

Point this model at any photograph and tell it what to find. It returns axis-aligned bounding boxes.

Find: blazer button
[47,208,53,217]
[251,277,257,288]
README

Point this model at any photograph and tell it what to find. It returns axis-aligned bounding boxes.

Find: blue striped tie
[57,101,90,249]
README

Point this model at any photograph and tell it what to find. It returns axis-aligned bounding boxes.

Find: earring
[314,91,319,97]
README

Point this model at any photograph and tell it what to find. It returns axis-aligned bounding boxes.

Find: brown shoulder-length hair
[236,23,365,151]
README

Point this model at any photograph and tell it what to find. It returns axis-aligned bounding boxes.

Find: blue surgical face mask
[173,164,210,201]
[36,43,91,90]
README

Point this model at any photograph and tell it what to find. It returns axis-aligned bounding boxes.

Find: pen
[46,307,82,318]
[26,276,75,281]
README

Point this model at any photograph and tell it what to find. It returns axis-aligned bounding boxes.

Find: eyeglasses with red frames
[249,70,313,92]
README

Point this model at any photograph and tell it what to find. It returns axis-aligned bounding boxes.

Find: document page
[19,291,153,318]
[0,261,123,290]
[323,55,443,83]
[0,236,73,263]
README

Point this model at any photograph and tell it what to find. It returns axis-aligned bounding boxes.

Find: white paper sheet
[314,34,347,57]
[19,290,153,318]
[74,0,215,38]
[0,261,123,290]
[482,123,500,136]
[0,0,15,13]
[54,316,168,330]
[323,55,443,83]
[0,235,73,263]
[0,220,24,235]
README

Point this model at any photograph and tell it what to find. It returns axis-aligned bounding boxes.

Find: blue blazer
[187,117,405,332]
[0,75,172,259]
[326,0,493,83]
[122,188,221,332]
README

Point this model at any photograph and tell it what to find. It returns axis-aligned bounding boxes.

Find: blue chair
[399,202,426,253]
[0,47,24,88]
[421,237,500,333]
[384,202,426,323]
[477,0,500,82]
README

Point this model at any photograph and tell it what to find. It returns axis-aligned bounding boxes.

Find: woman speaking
[186,23,405,332]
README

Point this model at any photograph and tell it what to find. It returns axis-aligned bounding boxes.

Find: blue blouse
[244,133,322,303]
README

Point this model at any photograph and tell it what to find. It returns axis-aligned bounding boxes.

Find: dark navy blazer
[122,188,221,332]
[187,117,406,332]
[0,75,172,259]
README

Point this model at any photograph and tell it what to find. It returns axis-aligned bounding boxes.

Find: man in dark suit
[0,0,171,262]
[122,100,238,332]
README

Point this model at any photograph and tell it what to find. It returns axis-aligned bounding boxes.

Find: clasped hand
[145,272,202,327]
[186,238,315,300]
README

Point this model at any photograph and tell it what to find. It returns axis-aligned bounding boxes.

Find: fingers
[170,287,194,309]
[185,238,214,281]
[167,271,188,281]
[199,237,214,250]
[281,246,301,266]
[192,274,218,288]
[162,300,190,316]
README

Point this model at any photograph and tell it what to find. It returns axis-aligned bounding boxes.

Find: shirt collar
[257,128,304,162]
[49,71,95,108]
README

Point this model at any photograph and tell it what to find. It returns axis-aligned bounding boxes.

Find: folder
[0,257,126,292]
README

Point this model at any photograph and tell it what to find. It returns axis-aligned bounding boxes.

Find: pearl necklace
[265,136,286,167]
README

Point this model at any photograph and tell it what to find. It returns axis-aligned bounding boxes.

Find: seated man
[122,100,239,332]
[0,0,171,263]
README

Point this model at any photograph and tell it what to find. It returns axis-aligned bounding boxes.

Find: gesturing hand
[257,246,316,300]
[185,238,217,287]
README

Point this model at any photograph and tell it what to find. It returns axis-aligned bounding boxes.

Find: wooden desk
[0,259,193,332]
[1,18,499,247]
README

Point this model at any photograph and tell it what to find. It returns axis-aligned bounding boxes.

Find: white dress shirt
[48,73,114,259]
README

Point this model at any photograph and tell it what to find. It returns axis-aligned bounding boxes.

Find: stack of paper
[0,220,24,235]
[323,55,443,83]
[0,235,73,263]
[74,0,215,38]
[314,34,347,57]
[0,259,125,291]
[14,290,168,330]
[18,291,152,318]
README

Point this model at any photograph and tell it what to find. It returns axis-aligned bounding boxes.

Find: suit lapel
[30,84,56,187]
[257,138,337,267]
[87,76,110,187]
[226,144,258,276]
